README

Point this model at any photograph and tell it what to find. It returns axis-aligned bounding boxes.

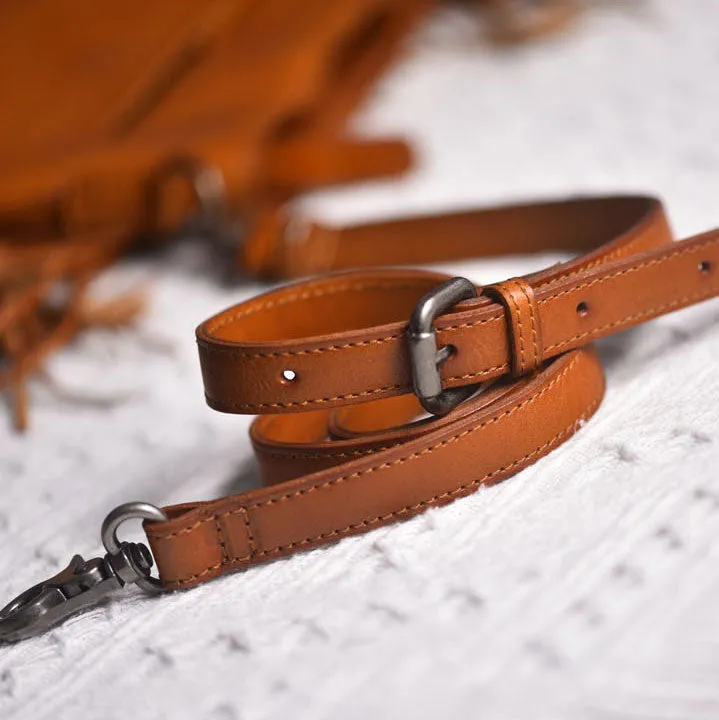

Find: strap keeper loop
[484,277,544,377]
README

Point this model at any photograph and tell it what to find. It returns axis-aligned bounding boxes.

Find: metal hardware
[407,276,479,415]
[0,502,169,643]
[155,156,239,254]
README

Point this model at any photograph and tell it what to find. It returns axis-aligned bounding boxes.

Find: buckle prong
[407,277,479,416]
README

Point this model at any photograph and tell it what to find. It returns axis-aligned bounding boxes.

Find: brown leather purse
[0,0,585,430]
[1,193,717,641]
[0,0,429,429]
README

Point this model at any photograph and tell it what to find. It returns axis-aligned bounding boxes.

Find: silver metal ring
[101,502,169,593]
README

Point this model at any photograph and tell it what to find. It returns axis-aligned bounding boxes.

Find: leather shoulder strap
[196,196,685,412]
[144,195,719,588]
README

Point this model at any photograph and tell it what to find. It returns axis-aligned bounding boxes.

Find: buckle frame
[407,277,478,416]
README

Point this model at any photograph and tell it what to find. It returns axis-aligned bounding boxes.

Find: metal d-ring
[101,502,169,593]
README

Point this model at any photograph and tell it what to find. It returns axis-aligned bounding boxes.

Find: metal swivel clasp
[0,502,168,643]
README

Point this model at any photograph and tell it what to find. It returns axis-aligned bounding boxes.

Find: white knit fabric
[2,3,718,719]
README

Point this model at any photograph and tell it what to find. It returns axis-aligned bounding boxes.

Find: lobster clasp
[0,554,122,643]
[0,501,169,643]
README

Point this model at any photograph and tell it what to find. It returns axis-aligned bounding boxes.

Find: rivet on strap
[484,278,544,376]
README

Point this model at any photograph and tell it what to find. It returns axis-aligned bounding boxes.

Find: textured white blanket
[1,2,718,719]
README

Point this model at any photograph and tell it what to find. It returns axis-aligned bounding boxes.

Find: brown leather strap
[144,195,719,589]
[483,277,543,376]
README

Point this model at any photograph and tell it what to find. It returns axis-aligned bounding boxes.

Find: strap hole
[280,369,297,384]
[699,260,711,274]
[436,344,456,366]
[576,301,589,317]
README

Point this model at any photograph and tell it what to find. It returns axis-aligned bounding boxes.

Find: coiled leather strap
[145,195,719,589]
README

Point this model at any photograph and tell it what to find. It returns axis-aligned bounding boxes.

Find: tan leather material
[144,194,718,589]
[0,0,427,248]
[0,0,588,428]
[262,194,674,277]
[195,196,680,413]
[0,0,581,273]
[483,278,543,376]
[148,348,604,588]
[0,0,434,427]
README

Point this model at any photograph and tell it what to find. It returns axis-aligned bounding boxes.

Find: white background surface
[1,2,718,718]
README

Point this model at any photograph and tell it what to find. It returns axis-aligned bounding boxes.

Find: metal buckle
[407,277,479,416]
[0,502,169,643]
